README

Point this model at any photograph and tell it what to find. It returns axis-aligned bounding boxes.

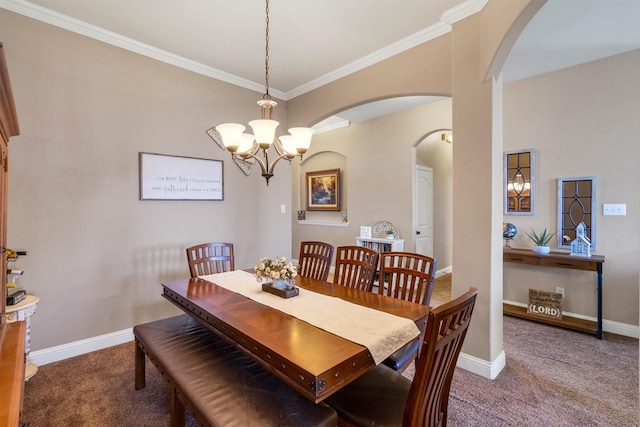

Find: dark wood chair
[186,242,235,278]
[325,287,478,427]
[298,241,335,281]
[378,251,437,372]
[333,246,379,291]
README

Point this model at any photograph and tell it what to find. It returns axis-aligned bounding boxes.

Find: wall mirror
[557,176,596,250]
[504,149,535,215]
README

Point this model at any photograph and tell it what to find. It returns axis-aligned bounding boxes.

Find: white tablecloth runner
[200,270,420,365]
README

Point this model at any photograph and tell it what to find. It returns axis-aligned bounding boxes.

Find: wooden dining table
[162,274,430,403]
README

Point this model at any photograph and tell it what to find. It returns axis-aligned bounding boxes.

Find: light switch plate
[603,203,626,216]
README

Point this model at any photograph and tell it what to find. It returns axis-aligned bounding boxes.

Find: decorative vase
[271,277,295,291]
[532,245,550,254]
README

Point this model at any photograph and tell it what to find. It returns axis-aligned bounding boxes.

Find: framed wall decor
[557,176,596,250]
[306,169,340,211]
[139,152,224,201]
[504,148,535,215]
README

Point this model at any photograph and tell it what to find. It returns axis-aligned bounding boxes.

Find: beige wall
[3,0,637,369]
[503,49,640,326]
[286,33,453,127]
[1,9,295,350]
[288,1,533,368]
[416,128,454,269]
[292,2,638,368]
[292,99,453,269]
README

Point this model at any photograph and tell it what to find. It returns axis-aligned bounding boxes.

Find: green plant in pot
[386,228,395,239]
[524,228,555,254]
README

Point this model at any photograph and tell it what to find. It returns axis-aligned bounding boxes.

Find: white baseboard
[503,299,639,339]
[31,328,134,367]
[32,323,507,380]
[31,294,635,367]
[435,266,452,277]
[457,350,506,380]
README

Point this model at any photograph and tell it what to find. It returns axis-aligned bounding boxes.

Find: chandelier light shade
[216,123,245,152]
[210,0,314,185]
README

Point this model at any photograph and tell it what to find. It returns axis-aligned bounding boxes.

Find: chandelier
[212,0,313,185]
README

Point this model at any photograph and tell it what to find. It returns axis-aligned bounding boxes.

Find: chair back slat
[298,241,334,282]
[186,243,235,278]
[403,287,478,427]
[379,252,437,305]
[333,246,378,291]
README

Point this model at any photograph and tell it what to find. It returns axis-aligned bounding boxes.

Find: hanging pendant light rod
[212,0,314,186]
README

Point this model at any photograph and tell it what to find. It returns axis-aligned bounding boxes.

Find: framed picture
[306,169,340,211]
[139,152,224,201]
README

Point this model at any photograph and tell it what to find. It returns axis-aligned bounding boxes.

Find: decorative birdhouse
[570,222,591,257]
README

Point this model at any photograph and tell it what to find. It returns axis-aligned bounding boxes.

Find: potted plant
[524,228,555,254]
[386,228,395,240]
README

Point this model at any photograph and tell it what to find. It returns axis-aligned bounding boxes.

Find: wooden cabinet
[503,248,605,338]
[0,42,24,426]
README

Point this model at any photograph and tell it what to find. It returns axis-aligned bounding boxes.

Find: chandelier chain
[263,0,271,100]
[211,0,313,186]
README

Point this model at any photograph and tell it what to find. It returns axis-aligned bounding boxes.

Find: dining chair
[298,241,335,282]
[325,287,478,427]
[332,246,379,291]
[378,251,437,372]
[186,242,235,278]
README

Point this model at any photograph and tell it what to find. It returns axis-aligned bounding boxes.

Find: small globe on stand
[503,223,517,249]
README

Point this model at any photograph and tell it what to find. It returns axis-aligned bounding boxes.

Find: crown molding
[441,0,489,25]
[285,22,451,99]
[285,0,487,99]
[0,0,284,98]
[1,0,485,100]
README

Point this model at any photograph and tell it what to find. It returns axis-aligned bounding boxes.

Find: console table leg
[596,264,603,339]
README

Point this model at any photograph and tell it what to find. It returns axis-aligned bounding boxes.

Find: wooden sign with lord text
[528,289,563,320]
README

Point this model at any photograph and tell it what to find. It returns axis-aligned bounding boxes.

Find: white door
[415,166,434,257]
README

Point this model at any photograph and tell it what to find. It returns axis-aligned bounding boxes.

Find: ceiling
[2,0,639,121]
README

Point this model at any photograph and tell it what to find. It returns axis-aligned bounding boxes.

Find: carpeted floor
[22,274,638,426]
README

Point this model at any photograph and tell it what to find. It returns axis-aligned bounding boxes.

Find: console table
[503,248,605,339]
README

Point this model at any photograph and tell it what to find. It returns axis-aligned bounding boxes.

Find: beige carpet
[22,274,638,426]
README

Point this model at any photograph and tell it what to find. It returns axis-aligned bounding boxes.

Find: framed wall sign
[139,152,224,201]
[306,169,340,211]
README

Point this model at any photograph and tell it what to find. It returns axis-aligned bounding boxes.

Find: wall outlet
[555,286,565,298]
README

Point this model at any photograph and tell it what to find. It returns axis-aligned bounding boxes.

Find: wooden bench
[134,314,337,427]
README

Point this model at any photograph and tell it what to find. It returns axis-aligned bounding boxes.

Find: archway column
[450,0,536,378]
[286,0,541,380]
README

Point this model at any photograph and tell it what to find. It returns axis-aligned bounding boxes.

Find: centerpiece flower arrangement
[255,256,298,289]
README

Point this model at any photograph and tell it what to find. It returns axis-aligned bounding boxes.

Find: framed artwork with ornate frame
[306,169,340,211]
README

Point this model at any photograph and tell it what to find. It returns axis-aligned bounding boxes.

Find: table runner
[200,270,420,365]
